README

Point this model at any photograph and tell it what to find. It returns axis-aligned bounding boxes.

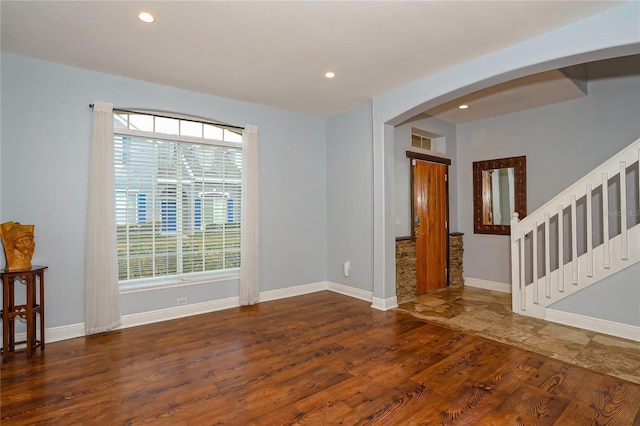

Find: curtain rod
[88,104,244,130]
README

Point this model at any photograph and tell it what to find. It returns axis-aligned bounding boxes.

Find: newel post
[510,212,521,313]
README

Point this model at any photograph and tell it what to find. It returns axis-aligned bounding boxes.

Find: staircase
[510,138,640,326]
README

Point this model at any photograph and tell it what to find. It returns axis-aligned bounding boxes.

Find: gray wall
[1,53,328,327]
[326,103,374,290]
[457,56,640,325]
[550,263,640,326]
[394,116,458,237]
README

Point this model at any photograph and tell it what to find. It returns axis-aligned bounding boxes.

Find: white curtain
[85,101,121,334]
[239,124,260,305]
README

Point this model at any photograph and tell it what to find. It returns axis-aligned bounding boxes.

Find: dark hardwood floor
[2,291,639,425]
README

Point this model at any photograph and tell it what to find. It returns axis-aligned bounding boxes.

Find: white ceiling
[0,1,622,118]
[422,69,589,124]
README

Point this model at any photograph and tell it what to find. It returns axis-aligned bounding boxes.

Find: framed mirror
[473,155,526,235]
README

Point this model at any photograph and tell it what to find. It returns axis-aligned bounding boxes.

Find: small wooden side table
[1,265,47,362]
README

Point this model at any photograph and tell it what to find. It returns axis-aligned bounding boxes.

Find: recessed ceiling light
[458,104,469,109]
[325,71,336,79]
[138,12,155,23]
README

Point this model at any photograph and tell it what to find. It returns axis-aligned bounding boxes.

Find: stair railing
[511,138,640,318]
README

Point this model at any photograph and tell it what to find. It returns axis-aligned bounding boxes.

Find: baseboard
[46,322,86,342]
[0,322,86,347]
[327,282,373,302]
[259,281,327,302]
[119,297,240,330]
[260,281,374,303]
[465,277,511,293]
[1,281,375,345]
[546,309,640,342]
[371,296,398,311]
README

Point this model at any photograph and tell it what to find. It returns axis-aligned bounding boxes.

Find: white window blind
[114,112,242,284]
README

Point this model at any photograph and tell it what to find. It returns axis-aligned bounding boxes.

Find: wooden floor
[2,292,639,425]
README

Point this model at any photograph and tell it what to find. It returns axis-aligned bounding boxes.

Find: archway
[369,2,640,309]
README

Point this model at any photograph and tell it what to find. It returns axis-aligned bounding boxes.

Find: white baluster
[620,161,628,260]
[571,194,578,285]
[602,173,610,269]
[520,231,526,311]
[510,212,521,313]
[586,184,593,277]
[545,213,551,298]
[558,204,564,292]
[533,224,538,304]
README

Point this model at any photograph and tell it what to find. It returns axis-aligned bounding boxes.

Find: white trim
[46,322,86,343]
[116,128,242,149]
[371,296,398,311]
[119,273,240,294]
[546,309,640,342]
[259,281,327,302]
[119,297,239,329]
[328,282,373,302]
[259,281,374,303]
[0,322,86,347]
[465,277,511,293]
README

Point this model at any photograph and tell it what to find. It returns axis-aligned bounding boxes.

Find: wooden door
[413,160,448,294]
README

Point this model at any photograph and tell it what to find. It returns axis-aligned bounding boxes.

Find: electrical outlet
[177,297,188,306]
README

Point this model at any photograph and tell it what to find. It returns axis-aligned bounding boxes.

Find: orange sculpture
[0,221,36,271]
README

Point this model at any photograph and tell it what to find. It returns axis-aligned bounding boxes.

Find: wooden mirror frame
[473,155,527,235]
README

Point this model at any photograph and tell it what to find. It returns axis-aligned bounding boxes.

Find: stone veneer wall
[395,238,416,303]
[449,232,464,287]
[396,233,464,301]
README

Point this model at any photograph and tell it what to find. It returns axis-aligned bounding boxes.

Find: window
[411,131,432,150]
[114,112,242,286]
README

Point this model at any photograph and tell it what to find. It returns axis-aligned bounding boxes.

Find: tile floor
[395,286,640,384]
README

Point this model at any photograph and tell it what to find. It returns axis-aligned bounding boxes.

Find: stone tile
[415,297,448,307]
[460,300,512,315]
[397,303,469,320]
[442,316,493,332]
[576,339,640,382]
[538,323,594,345]
[444,310,506,332]
[458,290,510,304]
[498,313,549,332]
[458,307,508,323]
[591,334,640,350]
[519,334,585,359]
[397,295,416,304]
[484,325,537,345]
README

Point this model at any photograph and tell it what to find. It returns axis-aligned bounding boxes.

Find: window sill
[119,269,240,294]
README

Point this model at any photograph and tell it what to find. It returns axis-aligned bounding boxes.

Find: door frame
[406,151,451,289]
